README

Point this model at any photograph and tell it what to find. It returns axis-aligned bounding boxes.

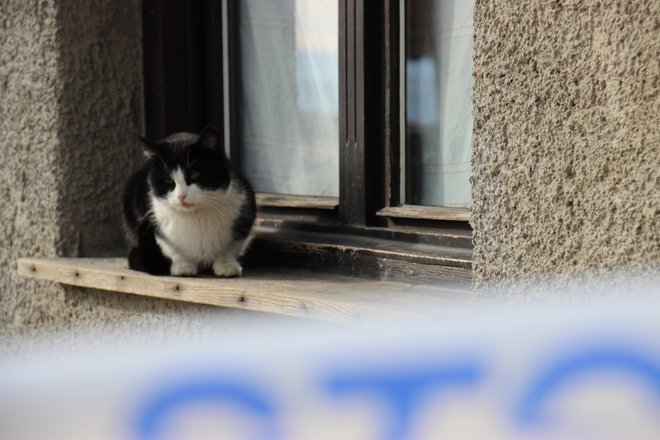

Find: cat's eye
[190,170,200,180]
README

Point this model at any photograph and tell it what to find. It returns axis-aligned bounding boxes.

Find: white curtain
[239,0,473,204]
[240,0,339,197]
[406,0,474,207]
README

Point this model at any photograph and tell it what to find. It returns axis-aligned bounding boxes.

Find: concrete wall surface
[471,0,659,291]
[0,0,280,341]
[2,0,658,337]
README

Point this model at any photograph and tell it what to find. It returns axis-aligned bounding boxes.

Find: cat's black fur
[122,126,256,276]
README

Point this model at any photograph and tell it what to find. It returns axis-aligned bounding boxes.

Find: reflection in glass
[404,0,474,207]
[240,0,339,196]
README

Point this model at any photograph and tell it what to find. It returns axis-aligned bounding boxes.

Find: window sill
[256,193,339,210]
[249,225,472,285]
[17,257,473,324]
[377,205,471,222]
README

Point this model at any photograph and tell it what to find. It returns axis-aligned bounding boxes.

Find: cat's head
[140,126,230,212]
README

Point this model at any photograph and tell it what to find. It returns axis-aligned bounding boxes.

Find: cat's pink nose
[177,194,188,202]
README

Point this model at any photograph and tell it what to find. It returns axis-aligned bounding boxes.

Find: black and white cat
[122,126,256,277]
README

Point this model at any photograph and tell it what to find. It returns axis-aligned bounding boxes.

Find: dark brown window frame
[142,0,472,283]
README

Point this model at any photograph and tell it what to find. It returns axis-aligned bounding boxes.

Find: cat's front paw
[171,261,198,276]
[213,259,242,278]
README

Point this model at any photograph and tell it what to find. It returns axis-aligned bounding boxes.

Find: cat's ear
[138,135,164,159]
[198,125,222,151]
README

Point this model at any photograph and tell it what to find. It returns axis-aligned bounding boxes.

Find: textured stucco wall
[471,0,659,290]
[1,0,278,339]
[1,1,62,332]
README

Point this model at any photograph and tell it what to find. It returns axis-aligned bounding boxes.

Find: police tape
[1,294,659,439]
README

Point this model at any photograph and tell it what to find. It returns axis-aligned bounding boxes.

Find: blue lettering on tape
[135,377,279,440]
[517,346,660,425]
[326,362,483,440]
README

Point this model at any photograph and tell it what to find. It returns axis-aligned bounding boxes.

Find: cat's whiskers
[198,195,227,211]
[145,210,156,225]
[186,156,198,170]
[184,151,191,169]
[198,194,237,219]
[152,157,169,176]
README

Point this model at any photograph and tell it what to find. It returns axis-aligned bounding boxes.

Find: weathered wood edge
[256,193,339,210]
[377,205,471,222]
[17,258,473,325]
[250,226,473,275]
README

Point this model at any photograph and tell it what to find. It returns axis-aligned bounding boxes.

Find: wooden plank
[17,258,473,325]
[253,226,473,269]
[256,193,339,210]
[248,244,473,286]
[253,218,472,248]
[377,205,471,222]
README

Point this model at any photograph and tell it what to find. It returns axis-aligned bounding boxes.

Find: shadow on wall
[53,0,144,258]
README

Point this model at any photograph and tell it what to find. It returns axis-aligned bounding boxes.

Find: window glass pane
[240,0,339,197]
[404,0,474,207]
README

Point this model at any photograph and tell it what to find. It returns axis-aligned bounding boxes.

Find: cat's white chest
[150,190,243,264]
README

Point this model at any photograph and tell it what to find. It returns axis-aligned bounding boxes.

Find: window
[142,0,473,284]
[239,0,339,197]
[402,0,474,207]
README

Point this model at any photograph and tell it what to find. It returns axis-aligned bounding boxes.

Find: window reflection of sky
[294,0,338,114]
[404,0,474,207]
[406,58,439,125]
[296,51,338,113]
